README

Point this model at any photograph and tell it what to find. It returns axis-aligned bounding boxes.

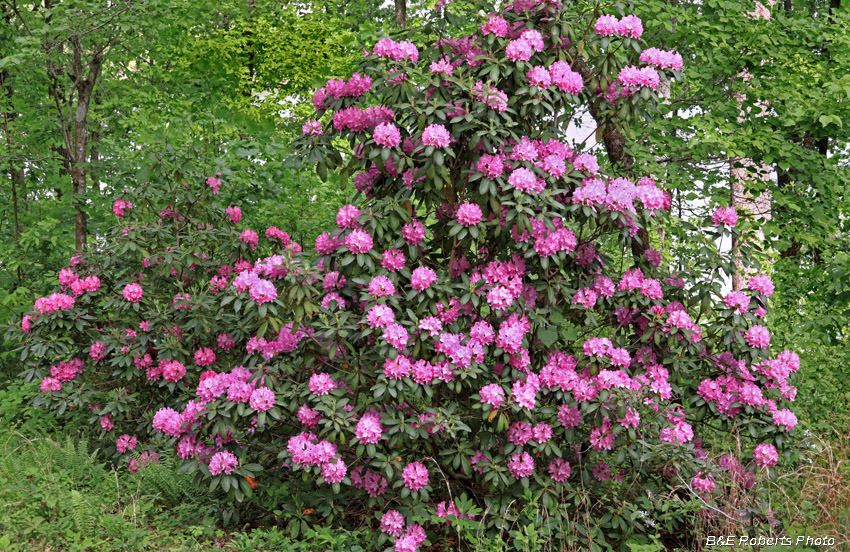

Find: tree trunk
[571,57,651,259]
[68,37,103,253]
[395,0,407,28]
[89,92,101,194]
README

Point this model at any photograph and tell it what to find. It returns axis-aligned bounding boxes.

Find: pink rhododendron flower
[194,347,216,367]
[748,274,775,297]
[692,474,716,494]
[344,229,373,253]
[508,451,534,478]
[746,325,771,349]
[548,458,571,482]
[712,206,737,227]
[422,124,451,148]
[506,39,532,62]
[116,434,138,453]
[455,202,482,226]
[355,413,383,444]
[374,122,401,148]
[481,14,508,37]
[402,461,429,491]
[209,451,238,475]
[382,248,406,271]
[753,443,779,467]
[309,373,337,396]
[772,409,797,431]
[225,205,242,224]
[381,510,405,537]
[162,360,186,382]
[113,198,133,218]
[249,386,275,411]
[410,267,437,291]
[240,229,259,250]
[123,283,143,302]
[526,66,551,88]
[302,120,322,136]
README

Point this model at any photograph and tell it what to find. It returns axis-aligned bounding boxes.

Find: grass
[0,380,373,552]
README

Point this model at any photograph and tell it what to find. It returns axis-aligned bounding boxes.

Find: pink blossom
[402,462,429,491]
[692,474,716,494]
[123,283,143,303]
[162,360,186,382]
[410,267,437,291]
[322,459,347,483]
[640,48,684,71]
[382,248,406,271]
[455,202,482,226]
[209,451,238,475]
[41,377,62,392]
[550,61,583,94]
[712,206,738,227]
[336,204,362,229]
[508,451,534,478]
[479,384,505,408]
[384,356,411,379]
[194,348,216,367]
[344,229,373,253]
[383,323,409,350]
[116,434,138,453]
[746,325,771,349]
[372,38,419,62]
[113,198,133,218]
[573,154,599,174]
[249,386,275,411]
[548,458,571,482]
[152,407,184,437]
[402,220,426,245]
[506,39,532,62]
[367,304,395,328]
[481,14,508,37]
[724,291,750,314]
[309,373,337,396]
[748,274,775,297]
[618,65,660,90]
[355,414,383,444]
[476,154,504,178]
[100,415,114,431]
[520,29,544,51]
[618,15,644,38]
[422,124,451,148]
[240,229,259,250]
[374,122,401,148]
[302,120,323,136]
[429,57,453,76]
[89,341,107,361]
[594,15,619,36]
[381,510,405,537]
[753,443,779,467]
[772,409,797,431]
[526,66,551,88]
[207,175,222,194]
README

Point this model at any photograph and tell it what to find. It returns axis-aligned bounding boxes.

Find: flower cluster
[594,14,644,39]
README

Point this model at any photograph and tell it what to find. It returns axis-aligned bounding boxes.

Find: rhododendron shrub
[14,1,802,549]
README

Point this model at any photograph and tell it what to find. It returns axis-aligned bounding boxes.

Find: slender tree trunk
[395,0,407,28]
[1,60,24,283]
[68,37,103,253]
[89,92,101,194]
[572,57,651,259]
